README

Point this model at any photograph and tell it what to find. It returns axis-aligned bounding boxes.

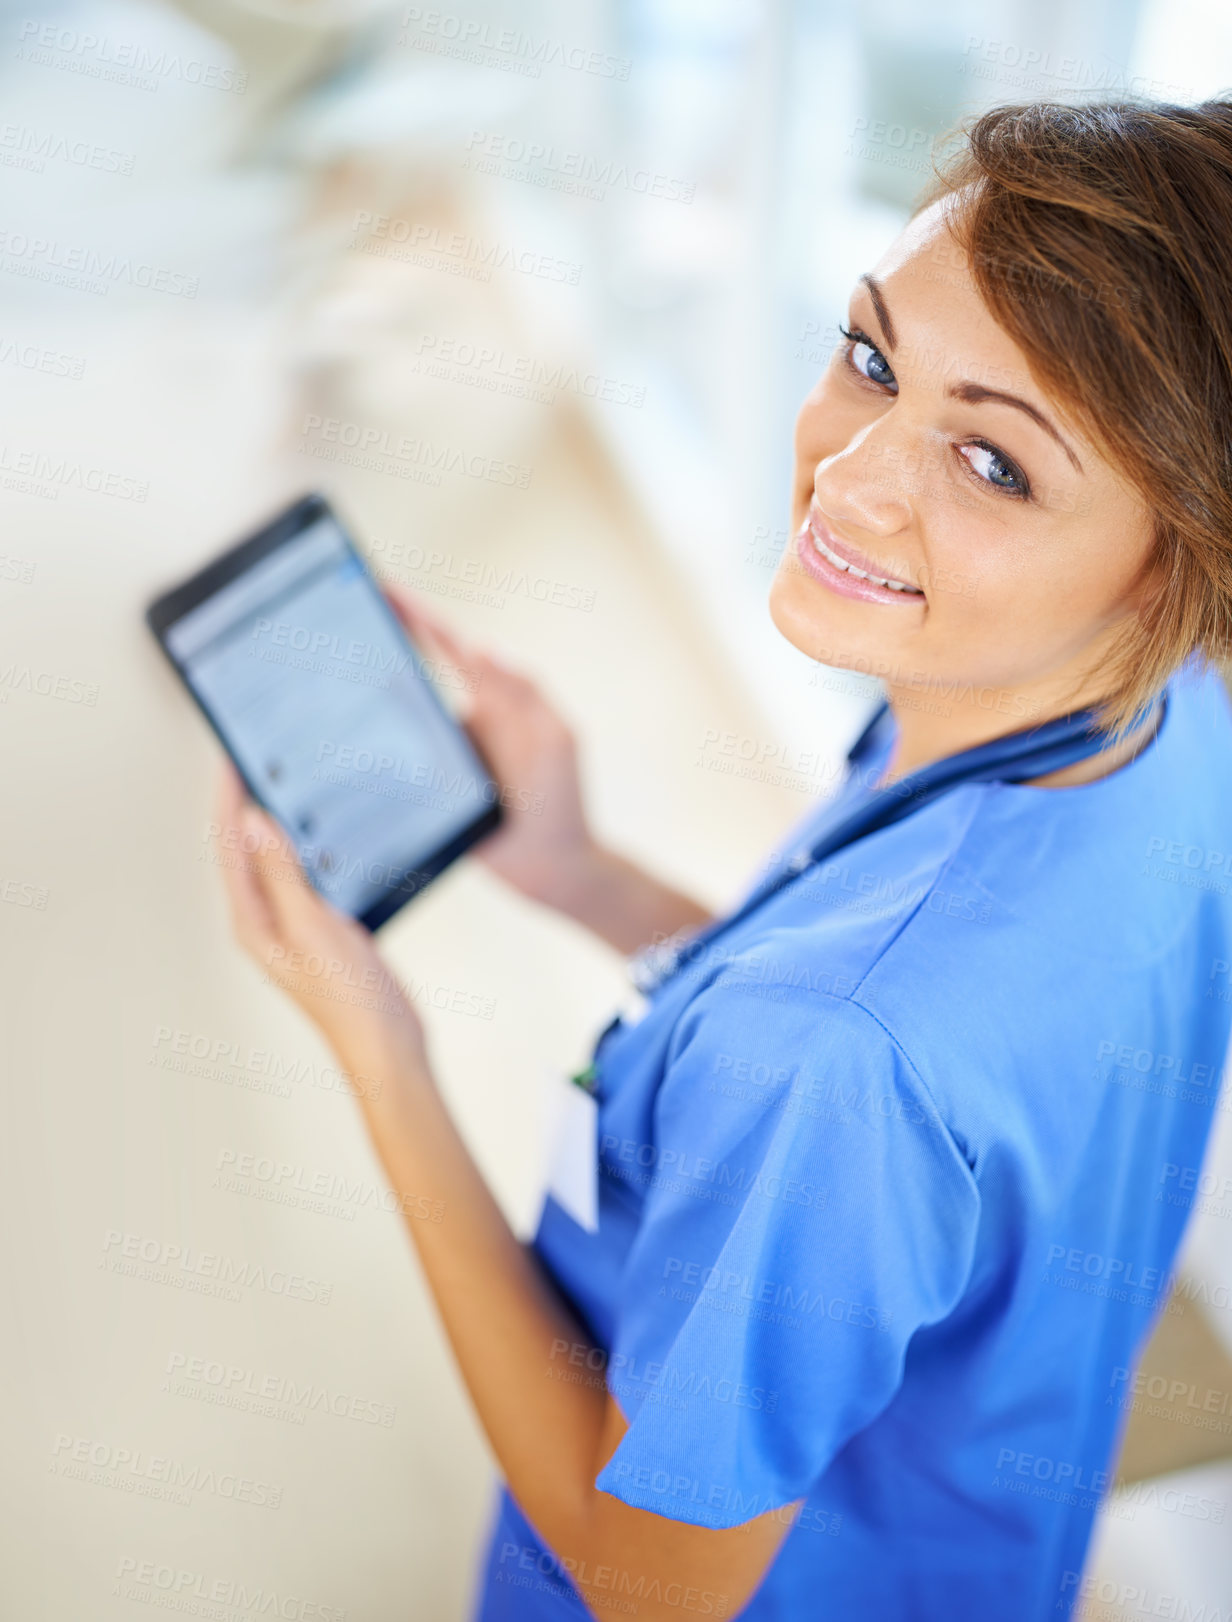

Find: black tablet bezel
[146,492,502,932]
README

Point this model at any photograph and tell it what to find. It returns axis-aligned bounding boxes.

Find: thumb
[243,807,326,940]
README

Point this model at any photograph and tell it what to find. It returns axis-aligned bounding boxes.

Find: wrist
[534,837,619,925]
[335,1026,434,1107]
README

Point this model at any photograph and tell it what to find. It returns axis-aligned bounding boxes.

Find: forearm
[342,1038,768,1622]
[347,1039,611,1542]
[337,1031,794,1615]
[215,786,784,1620]
[540,841,713,956]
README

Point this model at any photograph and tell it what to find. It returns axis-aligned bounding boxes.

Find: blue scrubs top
[473,659,1232,1622]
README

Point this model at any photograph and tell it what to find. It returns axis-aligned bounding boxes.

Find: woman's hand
[386,587,714,954]
[385,586,597,911]
[213,764,428,1086]
[210,692,781,1622]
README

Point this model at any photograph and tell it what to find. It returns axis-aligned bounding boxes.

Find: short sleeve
[594,980,980,1528]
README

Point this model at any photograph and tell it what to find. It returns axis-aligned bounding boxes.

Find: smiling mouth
[808,526,924,594]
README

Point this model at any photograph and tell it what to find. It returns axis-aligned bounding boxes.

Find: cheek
[921,510,1023,611]
[792,385,856,521]
[793,372,845,471]
[930,519,1128,668]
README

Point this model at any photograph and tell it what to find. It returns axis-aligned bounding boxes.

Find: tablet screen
[165,509,494,919]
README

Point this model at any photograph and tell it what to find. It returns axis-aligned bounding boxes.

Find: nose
[811,420,915,539]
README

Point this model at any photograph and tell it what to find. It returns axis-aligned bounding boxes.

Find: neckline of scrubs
[991,690,1170,800]
[863,683,1172,805]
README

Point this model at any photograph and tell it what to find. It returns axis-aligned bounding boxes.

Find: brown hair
[918,99,1232,735]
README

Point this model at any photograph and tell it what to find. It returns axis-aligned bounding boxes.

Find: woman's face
[770,199,1155,716]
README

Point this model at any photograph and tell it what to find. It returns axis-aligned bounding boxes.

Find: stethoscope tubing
[627,694,1157,998]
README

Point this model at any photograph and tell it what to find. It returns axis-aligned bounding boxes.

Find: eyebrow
[858,272,1084,474]
[859,273,897,349]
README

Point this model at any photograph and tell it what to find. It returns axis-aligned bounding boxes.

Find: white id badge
[545,1075,600,1233]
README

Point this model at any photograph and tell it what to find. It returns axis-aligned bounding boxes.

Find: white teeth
[811,531,923,595]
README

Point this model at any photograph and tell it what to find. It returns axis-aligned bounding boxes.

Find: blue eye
[836,320,1032,501]
[838,324,897,391]
[960,440,1030,499]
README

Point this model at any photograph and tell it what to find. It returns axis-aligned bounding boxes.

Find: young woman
[214,100,1232,1619]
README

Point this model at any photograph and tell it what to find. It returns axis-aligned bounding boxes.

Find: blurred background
[2,0,1232,1616]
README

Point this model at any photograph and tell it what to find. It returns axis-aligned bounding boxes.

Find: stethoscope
[622,692,1165,1003]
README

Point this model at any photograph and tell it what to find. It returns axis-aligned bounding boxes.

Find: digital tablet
[146,493,501,930]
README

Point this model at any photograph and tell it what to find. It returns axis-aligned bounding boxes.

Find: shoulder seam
[836,992,981,1183]
[683,977,981,1192]
[846,785,993,1003]
[845,995,978,1170]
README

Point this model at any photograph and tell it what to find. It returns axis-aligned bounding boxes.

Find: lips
[795,506,925,606]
